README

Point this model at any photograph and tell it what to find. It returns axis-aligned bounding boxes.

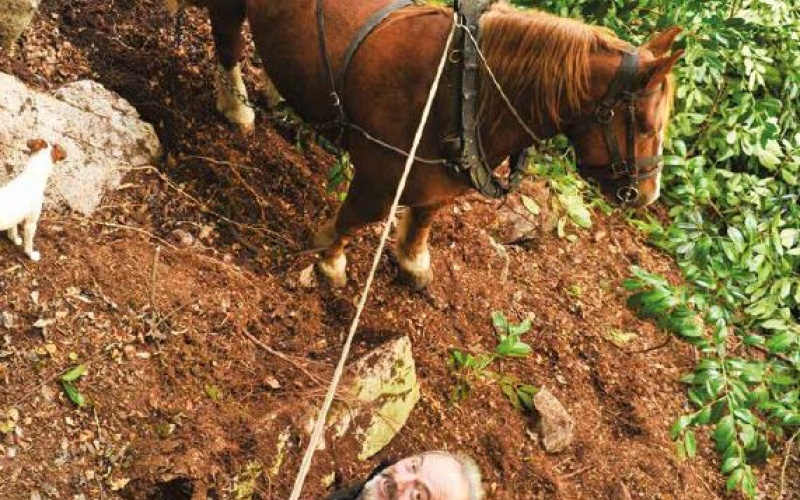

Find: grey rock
[0,0,39,53]
[0,72,161,215]
[533,386,575,453]
[268,336,420,480]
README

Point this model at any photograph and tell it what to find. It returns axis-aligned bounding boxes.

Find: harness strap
[317,0,345,126]
[455,0,526,199]
[337,0,413,93]
[318,0,412,130]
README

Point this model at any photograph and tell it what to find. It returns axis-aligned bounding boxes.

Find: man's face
[361,453,470,500]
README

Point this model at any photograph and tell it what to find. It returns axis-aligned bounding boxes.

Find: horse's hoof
[317,255,347,288]
[220,105,256,133]
[12,237,22,246]
[27,250,41,262]
[395,247,432,290]
[397,266,432,291]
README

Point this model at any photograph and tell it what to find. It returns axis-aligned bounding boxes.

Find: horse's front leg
[208,1,256,131]
[313,175,392,288]
[395,204,443,290]
[314,223,350,288]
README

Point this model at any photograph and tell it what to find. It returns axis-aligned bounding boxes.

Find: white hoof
[217,99,255,132]
[396,248,432,290]
[28,250,40,262]
[12,237,22,246]
[317,254,347,288]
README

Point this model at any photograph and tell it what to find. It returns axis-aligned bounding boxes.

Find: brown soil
[0,1,795,499]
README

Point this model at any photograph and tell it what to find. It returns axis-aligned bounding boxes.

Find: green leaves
[60,364,88,408]
[449,312,537,411]
[513,0,800,495]
[492,311,532,358]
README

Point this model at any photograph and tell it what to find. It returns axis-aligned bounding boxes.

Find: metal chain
[215,64,262,113]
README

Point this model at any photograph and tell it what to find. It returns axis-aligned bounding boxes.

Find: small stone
[265,376,281,390]
[298,264,316,289]
[533,387,575,453]
[1,312,15,329]
[170,229,195,248]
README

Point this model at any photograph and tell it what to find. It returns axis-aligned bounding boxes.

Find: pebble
[170,229,195,248]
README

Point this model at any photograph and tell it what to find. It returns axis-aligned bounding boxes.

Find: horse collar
[453,0,527,199]
[316,0,525,199]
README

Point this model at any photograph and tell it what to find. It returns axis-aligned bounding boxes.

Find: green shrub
[508,1,799,496]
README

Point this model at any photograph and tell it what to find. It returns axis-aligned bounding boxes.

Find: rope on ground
[287,13,458,500]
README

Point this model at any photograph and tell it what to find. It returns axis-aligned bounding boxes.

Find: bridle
[570,51,664,204]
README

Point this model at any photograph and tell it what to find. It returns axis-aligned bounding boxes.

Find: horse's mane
[478,4,633,132]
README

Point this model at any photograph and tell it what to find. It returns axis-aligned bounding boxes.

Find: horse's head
[565,28,683,207]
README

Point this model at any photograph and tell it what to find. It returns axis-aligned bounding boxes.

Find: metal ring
[616,185,639,204]
[449,49,461,64]
[595,106,614,124]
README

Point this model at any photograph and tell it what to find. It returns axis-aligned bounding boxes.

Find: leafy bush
[508,0,799,496]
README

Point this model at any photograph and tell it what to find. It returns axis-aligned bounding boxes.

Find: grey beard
[361,473,397,500]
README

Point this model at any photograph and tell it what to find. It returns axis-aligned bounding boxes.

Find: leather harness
[316,0,662,202]
[570,51,664,203]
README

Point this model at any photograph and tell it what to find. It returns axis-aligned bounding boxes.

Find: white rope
[287,13,458,500]
[458,19,543,145]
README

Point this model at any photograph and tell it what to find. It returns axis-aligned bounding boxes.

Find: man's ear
[26,138,48,154]
[51,144,67,163]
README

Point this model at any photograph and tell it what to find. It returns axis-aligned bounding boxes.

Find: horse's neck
[477,90,560,166]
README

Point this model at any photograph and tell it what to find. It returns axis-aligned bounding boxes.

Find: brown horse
[182,0,683,289]
[165,0,281,131]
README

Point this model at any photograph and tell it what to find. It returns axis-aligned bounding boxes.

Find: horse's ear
[642,50,684,90]
[642,26,682,57]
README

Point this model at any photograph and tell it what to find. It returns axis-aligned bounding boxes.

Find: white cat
[0,138,66,261]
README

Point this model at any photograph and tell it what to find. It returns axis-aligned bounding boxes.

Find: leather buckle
[595,106,614,124]
[611,160,630,177]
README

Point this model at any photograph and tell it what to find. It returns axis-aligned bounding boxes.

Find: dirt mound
[2,1,782,498]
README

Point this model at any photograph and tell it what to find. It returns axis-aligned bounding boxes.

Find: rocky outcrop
[0,0,39,53]
[0,72,161,215]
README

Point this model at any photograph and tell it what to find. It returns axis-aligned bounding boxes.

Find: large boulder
[266,335,421,481]
[330,334,421,461]
[0,72,161,215]
[0,0,39,53]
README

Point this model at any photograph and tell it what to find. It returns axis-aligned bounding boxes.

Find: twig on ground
[241,328,326,386]
[129,164,298,249]
[69,215,178,250]
[147,245,162,339]
[561,465,593,479]
[779,429,800,499]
